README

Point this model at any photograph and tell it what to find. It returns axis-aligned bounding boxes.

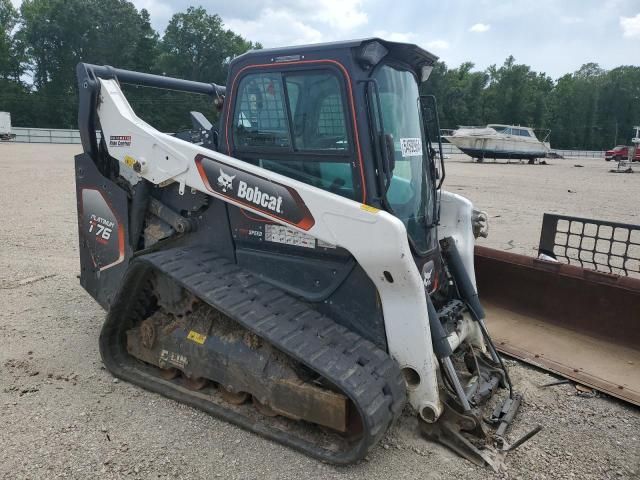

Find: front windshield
[373,64,434,252]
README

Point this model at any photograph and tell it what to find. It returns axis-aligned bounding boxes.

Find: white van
[0,112,16,140]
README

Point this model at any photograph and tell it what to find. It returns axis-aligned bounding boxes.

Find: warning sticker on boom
[265,224,316,249]
[109,135,131,147]
[400,137,422,157]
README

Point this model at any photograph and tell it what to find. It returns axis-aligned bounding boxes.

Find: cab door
[218,64,387,349]
[222,65,362,302]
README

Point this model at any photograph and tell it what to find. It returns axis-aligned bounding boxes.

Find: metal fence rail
[552,149,605,158]
[9,127,102,144]
[440,143,605,158]
[2,127,608,159]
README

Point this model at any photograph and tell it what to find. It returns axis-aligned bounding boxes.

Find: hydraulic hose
[427,294,472,411]
[440,237,485,320]
[440,236,514,398]
[426,294,452,359]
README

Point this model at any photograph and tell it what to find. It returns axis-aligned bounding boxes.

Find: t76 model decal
[195,154,315,230]
[80,188,125,271]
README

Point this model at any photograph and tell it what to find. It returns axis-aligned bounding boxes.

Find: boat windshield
[372,64,434,253]
[494,126,511,134]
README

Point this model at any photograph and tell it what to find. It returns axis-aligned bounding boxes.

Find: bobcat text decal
[237,180,284,214]
[195,155,314,230]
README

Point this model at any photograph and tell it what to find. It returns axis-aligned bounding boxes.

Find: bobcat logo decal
[195,155,315,230]
[422,260,435,292]
[217,168,236,193]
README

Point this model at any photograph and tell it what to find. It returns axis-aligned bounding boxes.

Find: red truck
[605,145,640,161]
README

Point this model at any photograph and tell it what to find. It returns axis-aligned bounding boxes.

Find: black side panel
[75,153,132,308]
[235,249,354,301]
[235,249,387,350]
[228,205,354,300]
[227,206,388,349]
[317,264,387,349]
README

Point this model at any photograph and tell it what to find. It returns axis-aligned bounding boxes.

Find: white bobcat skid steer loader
[74,39,536,469]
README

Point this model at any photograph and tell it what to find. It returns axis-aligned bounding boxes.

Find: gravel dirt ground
[1,144,639,479]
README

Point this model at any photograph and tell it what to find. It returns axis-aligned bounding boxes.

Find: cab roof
[233,38,438,71]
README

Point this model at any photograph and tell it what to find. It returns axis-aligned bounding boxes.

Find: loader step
[99,246,406,464]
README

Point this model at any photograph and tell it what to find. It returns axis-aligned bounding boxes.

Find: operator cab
[219,38,442,256]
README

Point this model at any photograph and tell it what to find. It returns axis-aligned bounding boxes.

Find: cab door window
[232,69,356,200]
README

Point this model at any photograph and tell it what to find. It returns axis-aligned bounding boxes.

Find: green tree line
[0,0,259,132]
[1,0,639,148]
[422,58,640,149]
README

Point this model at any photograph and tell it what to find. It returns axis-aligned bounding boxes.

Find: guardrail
[440,142,604,159]
[552,149,605,158]
[9,127,102,144]
[2,127,607,159]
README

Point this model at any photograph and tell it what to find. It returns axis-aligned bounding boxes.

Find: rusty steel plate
[475,246,640,406]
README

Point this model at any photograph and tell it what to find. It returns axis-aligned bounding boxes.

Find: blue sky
[12,0,640,78]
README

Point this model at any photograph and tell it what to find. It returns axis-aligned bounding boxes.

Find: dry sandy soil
[1,144,639,479]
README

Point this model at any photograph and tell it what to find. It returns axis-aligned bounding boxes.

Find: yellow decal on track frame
[187,330,207,345]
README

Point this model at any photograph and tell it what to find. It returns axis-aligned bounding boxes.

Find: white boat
[441,124,550,162]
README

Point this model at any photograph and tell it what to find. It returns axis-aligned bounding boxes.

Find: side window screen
[318,94,347,136]
[234,73,290,148]
[285,73,348,151]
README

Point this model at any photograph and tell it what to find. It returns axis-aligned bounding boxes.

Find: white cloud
[620,13,640,38]
[226,8,323,46]
[469,23,491,33]
[129,0,367,36]
[215,0,367,45]
[560,16,583,24]
[313,0,367,30]
[426,39,450,51]
[373,31,449,53]
[372,30,418,43]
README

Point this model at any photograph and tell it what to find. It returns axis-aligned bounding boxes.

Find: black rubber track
[100,246,406,464]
